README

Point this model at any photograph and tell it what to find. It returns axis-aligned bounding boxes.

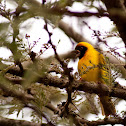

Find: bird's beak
[59,50,80,60]
[64,50,80,59]
[75,50,80,58]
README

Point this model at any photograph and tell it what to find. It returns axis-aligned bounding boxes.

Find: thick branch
[0,82,34,102]
[5,68,126,101]
[77,117,126,125]
[74,81,126,100]
[58,20,89,43]
[3,72,126,125]
[0,117,40,126]
[39,75,126,100]
[49,7,108,17]
[0,78,55,125]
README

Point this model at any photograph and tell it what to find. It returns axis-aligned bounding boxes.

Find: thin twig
[44,21,74,116]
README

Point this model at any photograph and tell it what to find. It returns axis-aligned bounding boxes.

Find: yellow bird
[75,42,116,116]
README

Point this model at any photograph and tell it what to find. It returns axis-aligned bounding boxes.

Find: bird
[75,42,116,116]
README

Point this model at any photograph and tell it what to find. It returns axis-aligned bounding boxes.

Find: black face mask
[75,46,87,59]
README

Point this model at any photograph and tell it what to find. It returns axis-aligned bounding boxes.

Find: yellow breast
[78,49,108,84]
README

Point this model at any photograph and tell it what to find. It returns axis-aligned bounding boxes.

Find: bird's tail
[99,95,116,116]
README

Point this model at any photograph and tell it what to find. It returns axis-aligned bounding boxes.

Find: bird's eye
[75,46,87,59]
[80,46,84,51]
[75,46,84,51]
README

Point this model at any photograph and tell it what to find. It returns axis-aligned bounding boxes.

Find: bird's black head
[75,45,87,59]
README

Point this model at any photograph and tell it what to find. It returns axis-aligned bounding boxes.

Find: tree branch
[2,65,126,125]
[0,77,55,125]
[0,117,41,126]
[4,68,126,101]
[77,117,126,125]
[58,20,89,43]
